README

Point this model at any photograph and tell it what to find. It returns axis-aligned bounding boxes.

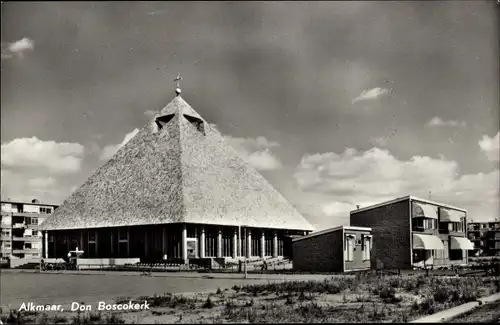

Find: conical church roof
[41,93,314,232]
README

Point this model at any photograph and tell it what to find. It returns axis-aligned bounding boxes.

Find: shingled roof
[41,94,314,232]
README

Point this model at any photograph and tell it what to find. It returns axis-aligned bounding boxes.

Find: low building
[350,196,475,270]
[0,199,58,266]
[292,226,372,273]
[468,220,500,257]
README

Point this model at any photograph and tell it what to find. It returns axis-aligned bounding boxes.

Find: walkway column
[44,231,49,258]
[272,231,278,258]
[162,226,167,259]
[238,226,242,257]
[181,224,188,261]
[194,228,199,258]
[247,228,252,258]
[232,228,238,258]
[217,228,222,258]
[199,226,205,258]
[260,230,265,258]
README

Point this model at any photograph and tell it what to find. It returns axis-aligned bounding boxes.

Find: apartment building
[350,196,475,270]
[468,220,500,257]
[0,199,58,263]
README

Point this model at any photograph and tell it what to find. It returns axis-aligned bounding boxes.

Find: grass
[0,309,126,325]
[2,274,498,324]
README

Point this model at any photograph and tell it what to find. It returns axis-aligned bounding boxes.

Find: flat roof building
[1,199,58,267]
[350,195,474,270]
[292,225,372,273]
[468,220,500,257]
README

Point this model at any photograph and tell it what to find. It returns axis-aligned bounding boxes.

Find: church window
[155,114,175,130]
[184,115,205,135]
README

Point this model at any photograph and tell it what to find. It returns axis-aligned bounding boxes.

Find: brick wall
[350,199,412,270]
[292,230,343,272]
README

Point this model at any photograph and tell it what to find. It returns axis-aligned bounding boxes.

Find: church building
[40,83,314,265]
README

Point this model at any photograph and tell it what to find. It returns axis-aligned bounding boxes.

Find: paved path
[0,270,337,310]
[411,293,500,323]
[2,268,341,280]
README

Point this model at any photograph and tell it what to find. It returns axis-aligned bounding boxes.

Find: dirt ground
[2,274,498,324]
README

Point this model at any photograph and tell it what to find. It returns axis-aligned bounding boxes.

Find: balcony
[12,223,26,229]
[439,228,465,236]
[11,236,41,242]
[12,248,40,254]
[12,212,36,217]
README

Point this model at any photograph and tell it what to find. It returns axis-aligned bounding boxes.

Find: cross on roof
[174,73,182,88]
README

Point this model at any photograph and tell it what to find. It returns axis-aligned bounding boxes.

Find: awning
[412,202,438,219]
[440,208,465,223]
[413,233,444,250]
[450,236,474,250]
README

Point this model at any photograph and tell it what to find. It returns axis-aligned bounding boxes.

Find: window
[39,207,52,214]
[88,231,97,258]
[118,229,129,258]
[448,222,463,232]
[450,250,463,260]
[184,115,205,135]
[362,235,371,261]
[413,218,437,230]
[345,235,355,262]
[118,229,128,242]
[155,114,175,130]
[31,218,38,225]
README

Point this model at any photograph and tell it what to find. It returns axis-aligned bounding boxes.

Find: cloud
[369,136,389,147]
[1,170,61,203]
[100,128,140,161]
[144,110,158,118]
[293,147,499,230]
[27,177,56,188]
[426,117,467,128]
[1,137,85,174]
[1,37,35,60]
[479,131,499,161]
[224,136,282,171]
[352,87,390,104]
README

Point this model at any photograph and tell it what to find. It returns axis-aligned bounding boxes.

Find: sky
[1,1,499,230]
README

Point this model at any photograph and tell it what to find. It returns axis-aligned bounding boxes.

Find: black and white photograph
[1,1,499,324]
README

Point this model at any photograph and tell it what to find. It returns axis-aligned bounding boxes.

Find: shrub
[416,296,436,315]
[202,297,214,309]
[140,293,196,309]
[37,313,50,324]
[379,287,396,299]
[106,313,125,324]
